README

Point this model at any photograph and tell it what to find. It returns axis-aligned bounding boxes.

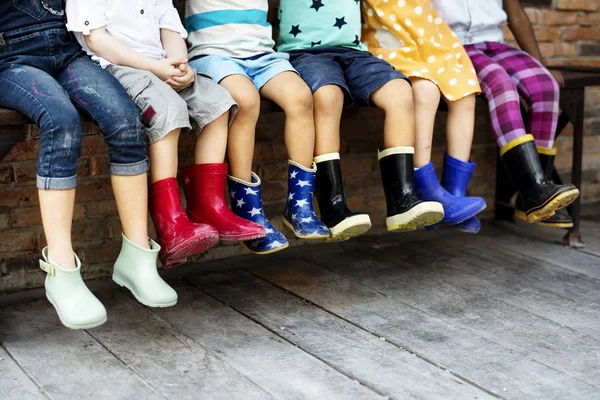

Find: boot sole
[46,292,107,330]
[536,220,574,229]
[241,241,290,255]
[282,217,330,239]
[443,203,487,226]
[386,202,444,232]
[162,235,219,269]
[516,187,580,223]
[112,275,178,308]
[327,215,373,242]
[220,232,267,242]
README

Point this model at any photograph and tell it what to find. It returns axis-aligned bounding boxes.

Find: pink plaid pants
[465,42,559,150]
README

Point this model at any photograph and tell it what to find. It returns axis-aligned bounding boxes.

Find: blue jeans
[0,22,148,190]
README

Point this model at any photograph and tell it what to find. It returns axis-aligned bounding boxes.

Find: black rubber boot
[315,153,372,241]
[536,147,573,229]
[378,147,443,232]
[501,135,579,223]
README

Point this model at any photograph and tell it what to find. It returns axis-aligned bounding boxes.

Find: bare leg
[219,75,261,181]
[148,129,181,184]
[261,72,315,167]
[39,189,76,269]
[446,94,476,162]
[410,78,441,168]
[195,111,229,164]
[111,173,150,249]
[312,85,345,157]
[370,79,416,149]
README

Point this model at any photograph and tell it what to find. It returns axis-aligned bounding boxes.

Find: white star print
[296,180,311,187]
[290,170,298,179]
[266,228,275,234]
[244,187,259,196]
[236,198,246,208]
[291,213,297,221]
[248,207,262,217]
[300,217,313,223]
[230,190,236,199]
[268,241,285,249]
[288,193,295,201]
[295,199,309,208]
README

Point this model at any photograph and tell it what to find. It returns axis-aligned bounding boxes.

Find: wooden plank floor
[2,214,600,399]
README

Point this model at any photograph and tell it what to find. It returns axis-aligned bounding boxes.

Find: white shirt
[432,0,507,45]
[66,0,187,68]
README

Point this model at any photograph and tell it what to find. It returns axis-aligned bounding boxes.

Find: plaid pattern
[465,42,559,149]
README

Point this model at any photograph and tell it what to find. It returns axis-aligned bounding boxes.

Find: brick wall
[0,0,599,292]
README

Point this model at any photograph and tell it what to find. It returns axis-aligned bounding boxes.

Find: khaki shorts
[108,65,238,143]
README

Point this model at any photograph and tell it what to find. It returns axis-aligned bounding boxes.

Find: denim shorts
[108,65,238,144]
[0,21,148,190]
[287,46,408,106]
[189,52,296,90]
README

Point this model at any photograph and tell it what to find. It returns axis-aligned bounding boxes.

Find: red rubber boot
[181,163,266,241]
[150,178,219,268]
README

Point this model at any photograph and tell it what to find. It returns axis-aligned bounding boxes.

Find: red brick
[0,185,38,207]
[4,140,40,162]
[524,8,539,24]
[340,155,376,176]
[90,155,110,176]
[0,213,11,231]
[563,27,600,41]
[534,27,562,42]
[259,161,288,181]
[567,58,600,67]
[0,165,14,184]
[85,199,119,220]
[540,10,580,25]
[80,135,108,156]
[0,229,38,252]
[75,179,114,202]
[539,42,577,57]
[556,0,597,11]
[580,11,600,25]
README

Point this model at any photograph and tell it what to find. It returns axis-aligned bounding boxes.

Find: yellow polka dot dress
[362,0,481,101]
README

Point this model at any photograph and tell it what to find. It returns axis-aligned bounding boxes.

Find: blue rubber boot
[283,160,330,239]
[414,161,486,226]
[229,173,289,254]
[441,154,481,233]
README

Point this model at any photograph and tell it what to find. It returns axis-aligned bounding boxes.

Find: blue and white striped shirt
[185,0,275,59]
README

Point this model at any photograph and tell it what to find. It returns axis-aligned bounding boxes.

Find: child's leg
[484,43,559,150]
[410,78,441,168]
[260,71,314,167]
[149,129,181,183]
[313,85,345,157]
[194,111,229,164]
[370,79,415,148]
[446,94,476,162]
[218,75,260,180]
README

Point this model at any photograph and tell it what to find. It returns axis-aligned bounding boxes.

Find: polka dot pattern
[362,0,481,101]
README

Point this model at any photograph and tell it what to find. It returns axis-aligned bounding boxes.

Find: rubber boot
[441,154,482,234]
[282,160,330,239]
[113,234,177,307]
[40,248,107,329]
[378,146,444,231]
[150,178,219,268]
[229,172,289,254]
[414,161,486,225]
[535,147,573,229]
[314,152,372,241]
[501,135,579,223]
[181,163,266,241]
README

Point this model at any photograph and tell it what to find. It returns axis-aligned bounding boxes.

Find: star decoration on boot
[300,217,313,223]
[334,17,347,30]
[296,199,309,208]
[266,228,275,234]
[290,170,298,179]
[236,198,246,208]
[248,207,262,217]
[244,187,259,195]
[310,0,324,11]
[289,25,302,37]
[311,41,322,47]
[268,241,285,249]
[353,35,360,46]
[296,180,311,187]
[288,192,295,200]
[230,190,236,199]
[291,213,298,220]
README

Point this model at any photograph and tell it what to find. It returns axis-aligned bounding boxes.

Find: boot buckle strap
[39,260,54,276]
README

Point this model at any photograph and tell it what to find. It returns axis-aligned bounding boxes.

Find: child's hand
[166,64,196,92]
[151,58,187,82]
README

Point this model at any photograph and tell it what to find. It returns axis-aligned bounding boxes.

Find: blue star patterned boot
[282,160,330,239]
[228,173,289,254]
[441,154,481,234]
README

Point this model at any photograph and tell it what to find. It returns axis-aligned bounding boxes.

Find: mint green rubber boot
[113,234,177,308]
[40,248,107,329]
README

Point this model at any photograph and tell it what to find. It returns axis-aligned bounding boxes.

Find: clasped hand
[152,57,195,91]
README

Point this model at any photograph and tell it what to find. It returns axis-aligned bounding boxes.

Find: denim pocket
[12,0,63,20]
